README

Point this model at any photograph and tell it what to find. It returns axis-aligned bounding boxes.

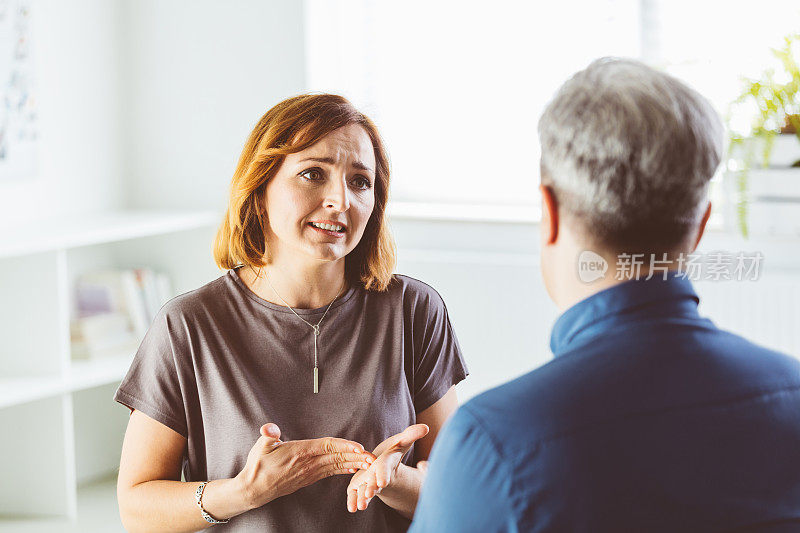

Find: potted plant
[727,32,800,237]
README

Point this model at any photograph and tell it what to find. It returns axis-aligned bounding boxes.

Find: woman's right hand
[235,423,376,510]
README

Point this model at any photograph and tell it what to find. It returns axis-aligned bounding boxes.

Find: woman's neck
[243,260,348,310]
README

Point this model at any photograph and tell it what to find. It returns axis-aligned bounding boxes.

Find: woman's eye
[299,168,323,181]
[352,176,372,190]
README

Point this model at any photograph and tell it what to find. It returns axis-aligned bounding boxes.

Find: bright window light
[305,0,800,212]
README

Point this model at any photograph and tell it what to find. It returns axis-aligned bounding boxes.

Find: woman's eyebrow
[298,156,374,174]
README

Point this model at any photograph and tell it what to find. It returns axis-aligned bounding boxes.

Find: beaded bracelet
[195,481,230,524]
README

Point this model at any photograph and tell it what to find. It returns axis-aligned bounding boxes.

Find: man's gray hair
[537,57,724,251]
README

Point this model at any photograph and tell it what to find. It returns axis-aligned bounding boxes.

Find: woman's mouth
[308,221,347,238]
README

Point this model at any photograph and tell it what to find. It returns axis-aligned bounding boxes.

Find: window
[305,0,800,213]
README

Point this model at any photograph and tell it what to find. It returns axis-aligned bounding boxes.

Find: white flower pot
[723,168,800,237]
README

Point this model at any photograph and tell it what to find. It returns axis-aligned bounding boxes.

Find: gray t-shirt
[113,267,468,532]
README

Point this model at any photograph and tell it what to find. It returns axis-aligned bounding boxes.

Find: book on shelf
[70,313,142,359]
[71,267,174,360]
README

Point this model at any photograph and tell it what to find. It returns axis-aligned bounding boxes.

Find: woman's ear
[540,184,559,245]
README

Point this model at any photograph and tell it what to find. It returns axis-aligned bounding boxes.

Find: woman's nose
[324,175,350,211]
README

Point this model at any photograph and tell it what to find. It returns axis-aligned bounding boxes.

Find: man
[409,58,800,532]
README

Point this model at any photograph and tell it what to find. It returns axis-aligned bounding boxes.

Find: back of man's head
[537,57,724,254]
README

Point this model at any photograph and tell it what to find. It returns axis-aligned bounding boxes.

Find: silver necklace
[258,267,345,394]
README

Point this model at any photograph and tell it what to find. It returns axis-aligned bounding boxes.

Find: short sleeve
[409,406,515,533]
[409,279,469,413]
[113,306,189,438]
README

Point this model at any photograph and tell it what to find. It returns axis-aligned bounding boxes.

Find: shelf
[0,209,221,259]
[0,353,133,410]
[0,207,220,528]
[0,374,67,410]
[0,473,124,532]
[67,353,135,392]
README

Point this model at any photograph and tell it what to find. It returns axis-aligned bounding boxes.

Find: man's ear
[540,184,559,245]
[691,201,712,252]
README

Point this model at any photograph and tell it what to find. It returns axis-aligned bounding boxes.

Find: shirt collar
[550,271,701,355]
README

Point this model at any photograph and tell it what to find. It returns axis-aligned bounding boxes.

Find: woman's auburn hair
[213,93,396,291]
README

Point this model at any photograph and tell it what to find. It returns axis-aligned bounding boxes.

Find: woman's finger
[392,424,429,449]
[254,435,282,452]
[317,458,373,479]
[320,463,360,478]
[364,472,379,498]
[416,460,429,474]
[260,423,281,439]
[347,486,358,513]
[346,471,364,492]
[375,457,394,489]
[318,451,373,469]
[357,481,369,510]
[306,437,373,458]
[254,423,282,450]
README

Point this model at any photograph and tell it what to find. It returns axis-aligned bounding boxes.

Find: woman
[114,94,468,532]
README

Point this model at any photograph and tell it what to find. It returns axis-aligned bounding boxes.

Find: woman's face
[263,123,377,266]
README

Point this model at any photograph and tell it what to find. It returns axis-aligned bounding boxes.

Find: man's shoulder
[460,362,577,450]
[710,327,800,374]
[464,328,800,453]
[410,391,518,532]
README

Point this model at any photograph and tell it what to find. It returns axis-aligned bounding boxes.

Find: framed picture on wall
[0,0,37,182]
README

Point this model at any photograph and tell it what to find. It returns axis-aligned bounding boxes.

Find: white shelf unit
[0,209,222,530]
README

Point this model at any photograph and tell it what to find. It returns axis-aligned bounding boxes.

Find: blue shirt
[410,274,800,532]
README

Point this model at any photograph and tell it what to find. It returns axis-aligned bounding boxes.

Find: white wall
[0,0,307,230]
[391,215,800,402]
[0,0,126,228]
[120,0,307,213]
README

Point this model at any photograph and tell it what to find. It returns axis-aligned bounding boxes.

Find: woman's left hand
[346,424,429,513]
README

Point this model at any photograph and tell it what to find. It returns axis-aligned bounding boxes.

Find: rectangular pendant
[313,367,319,394]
